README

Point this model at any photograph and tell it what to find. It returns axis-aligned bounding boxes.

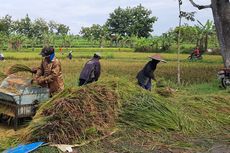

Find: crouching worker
[136,54,166,91]
[79,53,101,86]
[32,46,64,96]
[0,52,5,61]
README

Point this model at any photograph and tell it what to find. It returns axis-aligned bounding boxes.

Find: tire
[221,77,230,89]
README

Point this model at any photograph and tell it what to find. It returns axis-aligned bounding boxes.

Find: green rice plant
[119,92,182,132]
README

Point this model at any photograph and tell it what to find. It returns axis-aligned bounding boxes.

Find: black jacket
[136,60,159,85]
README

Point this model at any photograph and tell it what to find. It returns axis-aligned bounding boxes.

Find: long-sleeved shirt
[35,57,64,94]
[136,60,159,86]
[79,58,101,82]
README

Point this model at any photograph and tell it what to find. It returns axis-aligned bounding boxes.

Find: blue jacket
[79,58,101,81]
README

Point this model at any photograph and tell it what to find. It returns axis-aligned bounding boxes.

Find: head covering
[40,46,55,57]
[49,52,55,61]
[148,54,167,63]
[93,52,101,59]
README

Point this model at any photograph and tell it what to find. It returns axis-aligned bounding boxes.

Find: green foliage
[13,14,33,38]
[0,15,12,36]
[106,4,157,38]
[80,24,107,47]
[56,24,70,36]
[133,37,154,52]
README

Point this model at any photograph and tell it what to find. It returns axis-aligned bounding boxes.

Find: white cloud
[0,0,213,35]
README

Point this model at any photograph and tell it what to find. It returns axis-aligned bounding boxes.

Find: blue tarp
[3,142,44,153]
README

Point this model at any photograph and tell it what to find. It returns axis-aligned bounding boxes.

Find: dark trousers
[138,79,152,91]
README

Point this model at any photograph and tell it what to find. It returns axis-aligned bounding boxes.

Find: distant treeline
[0,5,219,54]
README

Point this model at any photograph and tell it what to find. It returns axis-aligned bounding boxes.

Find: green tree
[106,5,157,38]
[173,25,197,44]
[0,15,12,36]
[56,24,70,36]
[196,20,215,52]
[8,34,26,51]
[14,14,33,38]
[31,18,49,46]
[189,0,230,68]
[159,31,175,51]
[80,24,107,47]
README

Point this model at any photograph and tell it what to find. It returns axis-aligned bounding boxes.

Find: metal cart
[0,75,50,130]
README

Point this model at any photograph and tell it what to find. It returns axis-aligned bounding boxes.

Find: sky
[0,0,213,36]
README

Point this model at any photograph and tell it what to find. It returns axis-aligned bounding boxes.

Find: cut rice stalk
[7,64,33,75]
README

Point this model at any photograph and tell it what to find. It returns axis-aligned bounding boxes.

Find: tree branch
[189,0,211,10]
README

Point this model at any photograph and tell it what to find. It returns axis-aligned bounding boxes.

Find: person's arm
[36,61,61,84]
[35,61,44,78]
[94,62,101,81]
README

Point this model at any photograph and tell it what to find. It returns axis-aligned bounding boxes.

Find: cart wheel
[0,114,10,123]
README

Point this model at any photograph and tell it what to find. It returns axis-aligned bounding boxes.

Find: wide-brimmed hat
[94,52,101,59]
[148,54,167,63]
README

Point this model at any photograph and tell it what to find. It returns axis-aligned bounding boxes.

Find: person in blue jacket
[79,53,101,86]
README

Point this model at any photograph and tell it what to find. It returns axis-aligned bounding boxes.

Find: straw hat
[94,52,101,58]
[148,54,167,63]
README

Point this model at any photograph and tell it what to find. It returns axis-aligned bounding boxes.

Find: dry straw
[7,64,33,75]
[22,84,119,144]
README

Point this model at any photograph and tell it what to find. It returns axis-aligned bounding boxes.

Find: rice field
[0,50,223,84]
[0,49,229,153]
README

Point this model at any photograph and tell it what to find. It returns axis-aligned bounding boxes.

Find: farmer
[191,47,201,57]
[67,51,73,60]
[79,53,101,86]
[59,47,63,54]
[32,46,64,95]
[136,54,166,91]
[0,52,4,61]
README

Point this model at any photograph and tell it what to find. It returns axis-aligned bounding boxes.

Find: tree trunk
[211,0,230,68]
[177,0,182,85]
[204,34,208,52]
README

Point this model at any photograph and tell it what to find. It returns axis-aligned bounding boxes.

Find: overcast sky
[0,0,213,35]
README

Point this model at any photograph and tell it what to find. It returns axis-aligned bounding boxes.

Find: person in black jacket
[136,54,166,91]
[79,53,101,86]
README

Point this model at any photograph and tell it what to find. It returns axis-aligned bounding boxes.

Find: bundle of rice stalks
[23,84,118,144]
[120,93,182,131]
[7,64,33,75]
[156,87,176,97]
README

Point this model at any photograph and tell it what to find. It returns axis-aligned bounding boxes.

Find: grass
[0,49,228,152]
[1,50,222,64]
